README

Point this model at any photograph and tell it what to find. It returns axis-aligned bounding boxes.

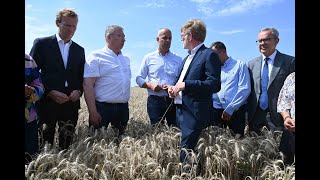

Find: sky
[25,0,295,87]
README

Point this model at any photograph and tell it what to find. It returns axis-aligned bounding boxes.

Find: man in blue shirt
[136,28,182,126]
[210,41,251,137]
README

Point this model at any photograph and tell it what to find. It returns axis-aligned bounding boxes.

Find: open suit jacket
[177,44,221,130]
[30,35,85,111]
[247,51,294,128]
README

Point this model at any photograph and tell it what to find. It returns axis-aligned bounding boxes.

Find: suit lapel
[256,57,263,94]
[66,43,74,70]
[183,45,204,80]
[268,52,283,89]
[49,36,65,69]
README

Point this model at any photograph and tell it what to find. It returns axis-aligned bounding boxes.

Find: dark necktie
[259,58,270,110]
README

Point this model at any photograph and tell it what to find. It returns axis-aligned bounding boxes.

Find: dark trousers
[279,129,295,165]
[25,120,38,164]
[147,95,176,127]
[248,106,271,134]
[95,101,129,135]
[38,88,79,150]
[176,105,202,163]
[212,105,246,136]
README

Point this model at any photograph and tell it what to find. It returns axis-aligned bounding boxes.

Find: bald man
[136,28,182,127]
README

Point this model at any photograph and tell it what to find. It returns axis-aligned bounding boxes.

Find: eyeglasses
[110,34,126,40]
[256,37,276,44]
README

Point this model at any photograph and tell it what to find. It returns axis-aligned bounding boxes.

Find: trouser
[176,105,202,163]
[212,105,246,136]
[95,101,129,135]
[25,120,38,164]
[147,95,176,127]
[279,129,295,165]
[39,99,79,150]
[249,106,271,134]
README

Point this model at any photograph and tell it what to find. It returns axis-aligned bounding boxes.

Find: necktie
[259,58,269,110]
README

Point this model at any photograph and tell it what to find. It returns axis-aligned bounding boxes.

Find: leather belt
[149,95,171,101]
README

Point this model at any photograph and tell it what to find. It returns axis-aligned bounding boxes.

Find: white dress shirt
[84,46,131,103]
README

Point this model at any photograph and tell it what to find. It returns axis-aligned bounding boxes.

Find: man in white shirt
[83,25,131,136]
[136,28,182,126]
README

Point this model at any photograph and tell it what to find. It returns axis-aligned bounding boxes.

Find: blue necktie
[259,58,269,110]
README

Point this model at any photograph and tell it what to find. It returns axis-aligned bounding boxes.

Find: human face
[180,31,190,50]
[257,30,279,57]
[108,29,126,53]
[157,29,172,54]
[56,16,78,42]
[211,47,223,63]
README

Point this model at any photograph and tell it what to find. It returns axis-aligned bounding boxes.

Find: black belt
[149,95,172,101]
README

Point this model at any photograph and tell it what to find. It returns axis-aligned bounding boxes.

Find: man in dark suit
[247,27,295,134]
[167,19,221,163]
[30,8,85,150]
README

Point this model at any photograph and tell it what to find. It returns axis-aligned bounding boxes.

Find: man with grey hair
[247,27,295,134]
[136,27,182,127]
[83,25,131,136]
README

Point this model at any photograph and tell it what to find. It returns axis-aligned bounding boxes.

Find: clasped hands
[47,90,81,104]
[163,82,185,98]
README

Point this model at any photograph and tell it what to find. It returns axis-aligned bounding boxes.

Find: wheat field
[25,87,295,180]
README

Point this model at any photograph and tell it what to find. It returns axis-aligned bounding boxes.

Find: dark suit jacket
[177,45,221,130]
[30,35,85,109]
[247,51,294,128]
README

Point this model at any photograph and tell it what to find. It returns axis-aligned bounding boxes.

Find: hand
[47,90,70,104]
[25,85,34,97]
[146,82,163,92]
[171,82,185,97]
[89,111,102,128]
[167,85,175,98]
[221,111,232,121]
[69,90,81,102]
[284,118,295,132]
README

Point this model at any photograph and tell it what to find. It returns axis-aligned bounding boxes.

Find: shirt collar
[157,50,171,57]
[105,46,122,56]
[262,49,277,64]
[56,33,72,45]
[222,56,232,67]
[188,43,203,55]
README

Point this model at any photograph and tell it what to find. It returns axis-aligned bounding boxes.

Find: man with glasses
[136,28,182,127]
[83,25,131,136]
[247,27,295,134]
[209,41,251,138]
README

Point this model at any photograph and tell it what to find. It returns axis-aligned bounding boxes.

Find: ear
[156,37,159,42]
[55,20,60,27]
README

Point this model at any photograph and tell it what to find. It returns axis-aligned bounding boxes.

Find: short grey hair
[259,27,279,38]
[105,25,124,37]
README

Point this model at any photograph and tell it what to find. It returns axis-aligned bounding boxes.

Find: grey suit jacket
[247,50,294,128]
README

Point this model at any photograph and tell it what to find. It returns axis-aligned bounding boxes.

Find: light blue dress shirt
[136,50,182,96]
[212,57,251,115]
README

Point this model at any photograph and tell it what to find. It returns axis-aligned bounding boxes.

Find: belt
[149,95,172,101]
[96,101,128,105]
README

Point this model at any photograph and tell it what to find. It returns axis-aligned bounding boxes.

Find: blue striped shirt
[212,57,251,115]
[136,50,182,96]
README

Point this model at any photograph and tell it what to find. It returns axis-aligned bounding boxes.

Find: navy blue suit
[175,45,221,162]
[30,35,85,149]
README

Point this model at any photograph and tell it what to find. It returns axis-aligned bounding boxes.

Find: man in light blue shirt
[210,41,251,136]
[136,28,182,126]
